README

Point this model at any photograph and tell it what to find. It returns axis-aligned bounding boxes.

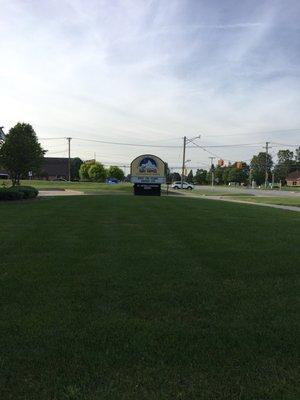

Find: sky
[0,0,300,170]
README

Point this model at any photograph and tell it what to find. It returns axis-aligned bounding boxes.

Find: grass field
[0,196,299,399]
[225,196,300,207]
[0,179,132,193]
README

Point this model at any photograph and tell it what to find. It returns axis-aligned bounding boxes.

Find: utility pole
[181,136,187,189]
[263,141,271,189]
[209,157,216,187]
[181,135,201,189]
[67,137,71,182]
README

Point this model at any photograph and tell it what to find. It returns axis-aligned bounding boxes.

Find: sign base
[133,183,161,196]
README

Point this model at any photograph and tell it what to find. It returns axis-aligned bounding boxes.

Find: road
[193,185,300,197]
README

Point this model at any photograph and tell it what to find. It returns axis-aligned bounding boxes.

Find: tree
[187,170,194,183]
[194,169,207,185]
[227,166,249,184]
[250,152,273,185]
[79,162,90,181]
[214,166,224,184]
[295,146,300,163]
[88,162,106,182]
[165,163,172,184]
[222,167,230,185]
[107,166,125,181]
[71,157,83,181]
[274,149,297,183]
[170,172,181,182]
[0,123,45,186]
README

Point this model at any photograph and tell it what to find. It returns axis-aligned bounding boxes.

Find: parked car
[106,178,119,184]
[52,177,67,181]
[171,181,194,190]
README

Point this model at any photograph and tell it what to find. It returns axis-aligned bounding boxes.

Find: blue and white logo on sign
[139,157,158,173]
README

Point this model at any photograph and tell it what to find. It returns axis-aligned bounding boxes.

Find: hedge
[0,186,39,201]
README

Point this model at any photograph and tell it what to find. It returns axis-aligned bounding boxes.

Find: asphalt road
[193,185,300,197]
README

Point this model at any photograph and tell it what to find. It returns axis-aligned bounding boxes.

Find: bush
[0,186,39,201]
[10,186,39,199]
[0,188,24,201]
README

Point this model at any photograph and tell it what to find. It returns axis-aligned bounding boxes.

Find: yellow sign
[131,154,166,184]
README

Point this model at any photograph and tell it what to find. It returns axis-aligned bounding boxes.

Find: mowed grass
[226,196,300,207]
[0,196,299,400]
[0,179,132,193]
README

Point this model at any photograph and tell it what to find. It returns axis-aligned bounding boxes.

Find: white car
[171,181,194,190]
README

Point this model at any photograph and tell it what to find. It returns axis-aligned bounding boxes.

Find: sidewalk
[38,190,84,196]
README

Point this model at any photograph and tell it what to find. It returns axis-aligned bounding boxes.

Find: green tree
[88,162,106,182]
[187,170,194,183]
[227,165,249,184]
[273,149,296,182]
[79,162,90,181]
[250,152,273,185]
[107,165,125,181]
[0,122,45,186]
[222,167,230,185]
[71,157,83,181]
[295,146,300,163]
[171,172,181,182]
[165,163,172,184]
[194,169,207,185]
[214,166,224,184]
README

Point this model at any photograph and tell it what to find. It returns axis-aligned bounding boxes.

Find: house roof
[42,157,70,177]
[286,170,300,181]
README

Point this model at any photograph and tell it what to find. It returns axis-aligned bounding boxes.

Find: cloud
[0,0,299,167]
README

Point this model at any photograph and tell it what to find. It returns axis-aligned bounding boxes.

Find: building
[286,170,300,186]
[39,157,70,180]
[0,126,6,146]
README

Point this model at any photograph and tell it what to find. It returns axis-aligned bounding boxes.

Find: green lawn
[226,196,300,207]
[0,179,132,193]
[0,196,299,399]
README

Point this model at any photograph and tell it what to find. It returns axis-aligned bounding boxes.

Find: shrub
[9,186,39,199]
[0,185,39,201]
[0,188,24,201]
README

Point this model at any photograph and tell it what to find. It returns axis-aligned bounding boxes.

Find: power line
[270,142,299,147]
[202,128,300,138]
[39,136,266,149]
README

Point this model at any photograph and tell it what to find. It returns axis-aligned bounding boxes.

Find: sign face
[131,154,166,184]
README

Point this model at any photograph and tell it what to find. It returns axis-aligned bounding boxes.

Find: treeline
[72,159,125,182]
[169,149,300,186]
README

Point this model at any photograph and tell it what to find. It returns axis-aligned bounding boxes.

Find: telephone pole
[67,137,71,182]
[181,135,201,189]
[181,136,187,189]
[209,157,216,187]
[263,141,271,189]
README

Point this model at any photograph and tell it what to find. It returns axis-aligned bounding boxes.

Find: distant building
[0,126,6,146]
[40,157,70,180]
[286,170,300,187]
[0,127,8,178]
[0,157,71,180]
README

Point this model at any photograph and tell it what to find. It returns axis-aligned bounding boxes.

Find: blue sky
[0,0,299,169]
